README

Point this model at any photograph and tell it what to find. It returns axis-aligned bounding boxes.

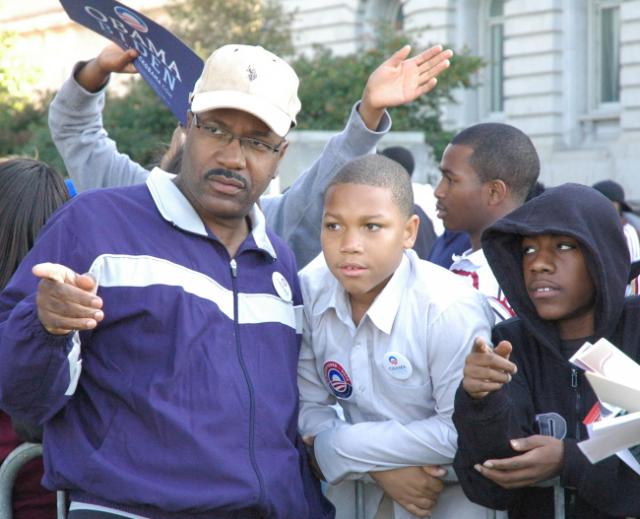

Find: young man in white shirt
[298,154,494,519]
[434,123,540,322]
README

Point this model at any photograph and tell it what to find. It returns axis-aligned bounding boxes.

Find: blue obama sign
[60,0,203,125]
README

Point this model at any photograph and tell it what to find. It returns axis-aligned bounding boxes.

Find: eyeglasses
[191,113,284,155]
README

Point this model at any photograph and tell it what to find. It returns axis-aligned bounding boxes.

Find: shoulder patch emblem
[323,360,353,399]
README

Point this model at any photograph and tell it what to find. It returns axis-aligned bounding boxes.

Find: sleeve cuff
[65,331,83,396]
[315,426,358,484]
[56,61,109,112]
[314,427,340,483]
[455,384,510,422]
[352,100,392,135]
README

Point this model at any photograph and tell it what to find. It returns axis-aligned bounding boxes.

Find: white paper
[616,449,640,477]
[570,338,640,388]
[572,338,640,472]
[578,411,640,463]
[585,371,640,413]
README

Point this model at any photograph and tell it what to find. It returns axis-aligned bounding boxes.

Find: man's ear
[269,141,289,179]
[186,111,194,129]
[488,179,508,206]
[277,140,289,161]
[403,214,420,249]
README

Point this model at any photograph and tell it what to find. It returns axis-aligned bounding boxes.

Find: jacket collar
[146,168,277,259]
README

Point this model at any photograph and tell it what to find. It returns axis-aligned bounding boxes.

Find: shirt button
[358,385,365,392]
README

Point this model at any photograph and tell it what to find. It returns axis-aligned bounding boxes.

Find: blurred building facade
[284,0,640,198]
[2,0,639,197]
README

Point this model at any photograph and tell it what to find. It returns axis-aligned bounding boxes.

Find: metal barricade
[355,468,565,519]
[0,443,66,519]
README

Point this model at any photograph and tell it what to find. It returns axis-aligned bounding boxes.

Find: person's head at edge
[379,146,415,178]
[0,158,69,290]
[174,44,300,244]
[591,179,632,218]
[435,122,540,251]
[321,154,419,321]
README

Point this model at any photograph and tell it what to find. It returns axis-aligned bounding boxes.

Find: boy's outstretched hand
[370,465,446,517]
[474,435,564,488]
[75,44,139,93]
[359,44,453,130]
[463,337,517,399]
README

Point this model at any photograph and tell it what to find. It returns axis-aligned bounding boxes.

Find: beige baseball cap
[190,44,301,138]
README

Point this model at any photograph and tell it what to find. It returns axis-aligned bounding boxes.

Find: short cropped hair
[0,158,68,290]
[451,123,540,202]
[326,154,414,218]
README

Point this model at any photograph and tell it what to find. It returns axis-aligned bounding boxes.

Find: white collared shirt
[624,222,640,295]
[449,247,514,322]
[298,250,493,518]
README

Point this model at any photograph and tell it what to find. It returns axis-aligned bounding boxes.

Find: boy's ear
[403,214,420,249]
[488,179,508,206]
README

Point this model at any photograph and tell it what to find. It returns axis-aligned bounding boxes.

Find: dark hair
[451,123,540,202]
[380,146,415,177]
[526,181,546,202]
[0,159,69,290]
[327,154,414,217]
[158,124,186,174]
[160,144,184,174]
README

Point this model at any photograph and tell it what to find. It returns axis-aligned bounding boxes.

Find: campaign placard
[60,0,203,125]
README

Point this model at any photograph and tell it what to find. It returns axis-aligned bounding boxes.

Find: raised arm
[48,44,150,191]
[261,45,453,268]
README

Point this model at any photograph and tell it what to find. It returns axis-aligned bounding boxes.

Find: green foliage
[0,92,67,173]
[102,79,177,169]
[0,30,61,169]
[0,3,482,171]
[0,79,176,175]
[0,31,39,109]
[166,0,296,59]
[295,30,483,159]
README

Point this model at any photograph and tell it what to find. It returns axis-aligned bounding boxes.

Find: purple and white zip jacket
[0,169,333,519]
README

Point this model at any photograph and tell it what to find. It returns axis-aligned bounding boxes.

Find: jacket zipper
[230,258,265,507]
[571,368,581,440]
[568,367,582,515]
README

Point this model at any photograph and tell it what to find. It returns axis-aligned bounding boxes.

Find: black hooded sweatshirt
[452,183,640,519]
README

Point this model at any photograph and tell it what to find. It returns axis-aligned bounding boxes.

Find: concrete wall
[274,130,435,193]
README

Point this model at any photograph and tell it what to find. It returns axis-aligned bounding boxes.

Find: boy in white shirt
[298,154,494,519]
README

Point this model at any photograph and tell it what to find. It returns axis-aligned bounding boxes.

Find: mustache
[204,168,247,188]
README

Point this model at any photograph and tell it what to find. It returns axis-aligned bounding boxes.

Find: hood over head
[482,183,630,351]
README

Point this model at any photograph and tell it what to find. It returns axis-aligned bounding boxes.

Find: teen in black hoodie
[452,183,640,519]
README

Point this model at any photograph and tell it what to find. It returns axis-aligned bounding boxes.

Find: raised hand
[359,44,453,130]
[32,263,103,335]
[462,337,517,399]
[474,435,564,489]
[370,465,446,517]
[75,43,139,93]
